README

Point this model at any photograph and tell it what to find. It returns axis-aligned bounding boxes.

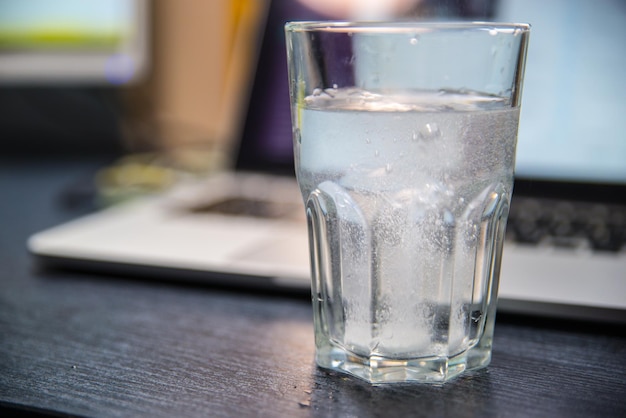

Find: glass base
[315,343,491,385]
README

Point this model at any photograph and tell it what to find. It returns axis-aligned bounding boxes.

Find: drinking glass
[286,21,530,384]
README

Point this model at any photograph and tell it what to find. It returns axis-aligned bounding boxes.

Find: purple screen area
[236,0,327,172]
[259,54,293,162]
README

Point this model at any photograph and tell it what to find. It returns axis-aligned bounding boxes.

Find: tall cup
[286,22,529,384]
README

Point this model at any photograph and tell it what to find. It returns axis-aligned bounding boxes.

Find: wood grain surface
[1,159,625,417]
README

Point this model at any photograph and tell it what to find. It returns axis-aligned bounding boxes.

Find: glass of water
[286,21,530,384]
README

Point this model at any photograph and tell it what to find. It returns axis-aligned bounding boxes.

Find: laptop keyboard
[175,174,626,253]
[507,197,626,253]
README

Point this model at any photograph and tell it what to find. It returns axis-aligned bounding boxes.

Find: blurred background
[0,0,243,159]
[1,0,624,202]
[0,0,264,202]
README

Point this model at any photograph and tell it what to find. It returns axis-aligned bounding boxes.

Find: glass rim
[285,20,530,34]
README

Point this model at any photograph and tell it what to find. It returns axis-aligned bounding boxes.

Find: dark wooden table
[1,158,625,417]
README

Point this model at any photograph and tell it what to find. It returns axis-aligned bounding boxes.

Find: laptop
[28,0,626,323]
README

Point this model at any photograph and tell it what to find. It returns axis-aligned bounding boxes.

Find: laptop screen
[236,0,626,202]
[497,0,626,186]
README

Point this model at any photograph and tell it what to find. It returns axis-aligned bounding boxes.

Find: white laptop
[28,0,626,323]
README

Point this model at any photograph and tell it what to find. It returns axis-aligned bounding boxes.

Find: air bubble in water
[385,163,393,173]
[418,123,441,140]
[489,28,498,36]
[409,36,419,45]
